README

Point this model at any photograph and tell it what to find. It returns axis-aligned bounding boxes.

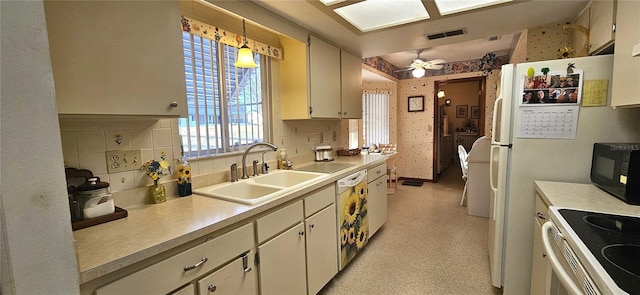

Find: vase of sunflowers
[176,158,192,197]
[141,152,172,204]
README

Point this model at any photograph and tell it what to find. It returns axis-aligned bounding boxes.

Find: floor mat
[401,180,423,187]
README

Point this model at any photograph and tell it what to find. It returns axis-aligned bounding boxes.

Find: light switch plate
[106,150,142,174]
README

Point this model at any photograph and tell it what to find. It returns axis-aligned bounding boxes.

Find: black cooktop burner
[559,209,640,294]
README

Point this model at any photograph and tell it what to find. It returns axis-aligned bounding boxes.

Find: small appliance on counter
[65,167,127,230]
[591,143,640,205]
[315,145,333,161]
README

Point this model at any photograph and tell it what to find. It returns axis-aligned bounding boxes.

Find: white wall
[1,1,80,293]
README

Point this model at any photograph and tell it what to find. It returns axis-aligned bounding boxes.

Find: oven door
[541,221,601,295]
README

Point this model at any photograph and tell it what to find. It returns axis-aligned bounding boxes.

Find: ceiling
[252,0,590,80]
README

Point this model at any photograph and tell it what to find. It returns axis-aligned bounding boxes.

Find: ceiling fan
[396,49,446,78]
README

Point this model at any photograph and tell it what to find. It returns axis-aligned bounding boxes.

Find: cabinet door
[588,0,616,54]
[305,204,338,295]
[530,195,551,295]
[197,252,257,295]
[309,35,341,118]
[368,176,388,237]
[44,1,187,117]
[611,0,640,107]
[340,50,363,119]
[258,223,307,295]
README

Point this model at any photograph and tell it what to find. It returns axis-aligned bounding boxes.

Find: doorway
[433,77,486,182]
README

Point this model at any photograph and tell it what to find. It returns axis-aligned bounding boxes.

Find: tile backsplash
[60,117,343,206]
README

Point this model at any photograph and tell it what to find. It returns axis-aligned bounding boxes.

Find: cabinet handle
[169,101,179,107]
[299,230,305,236]
[309,224,315,229]
[183,256,208,271]
[536,212,546,220]
[241,253,252,273]
[208,285,217,292]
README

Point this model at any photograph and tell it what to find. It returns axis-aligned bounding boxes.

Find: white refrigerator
[488,55,640,293]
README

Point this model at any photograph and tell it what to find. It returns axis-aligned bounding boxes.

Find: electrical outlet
[106,150,142,174]
[332,131,337,141]
[319,132,324,143]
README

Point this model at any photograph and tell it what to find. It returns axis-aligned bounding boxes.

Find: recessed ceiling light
[334,0,430,32]
[434,0,513,16]
[319,0,346,5]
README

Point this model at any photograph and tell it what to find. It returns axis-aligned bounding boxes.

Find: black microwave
[591,143,640,205]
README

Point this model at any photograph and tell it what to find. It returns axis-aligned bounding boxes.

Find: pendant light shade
[412,67,425,78]
[235,19,257,68]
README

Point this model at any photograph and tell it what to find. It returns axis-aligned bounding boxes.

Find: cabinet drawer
[197,251,257,295]
[96,223,254,295]
[367,163,387,183]
[534,194,549,226]
[170,284,195,295]
[256,201,303,243]
[304,185,335,218]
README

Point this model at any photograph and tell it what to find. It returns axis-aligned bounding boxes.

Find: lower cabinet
[368,163,388,237]
[95,223,254,295]
[258,222,307,295]
[305,204,338,294]
[530,194,551,295]
[256,185,338,295]
[196,251,257,295]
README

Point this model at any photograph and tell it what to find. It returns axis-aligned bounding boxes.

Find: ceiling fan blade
[426,64,443,70]
[427,59,446,65]
[393,68,412,72]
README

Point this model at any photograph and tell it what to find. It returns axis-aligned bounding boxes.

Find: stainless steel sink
[194,170,326,205]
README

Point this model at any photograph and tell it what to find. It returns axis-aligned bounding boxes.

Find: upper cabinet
[280,35,362,120]
[588,0,616,54]
[340,50,363,119]
[611,0,640,107]
[44,1,187,117]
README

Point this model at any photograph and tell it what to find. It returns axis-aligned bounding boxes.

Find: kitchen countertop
[74,154,387,285]
[534,181,640,216]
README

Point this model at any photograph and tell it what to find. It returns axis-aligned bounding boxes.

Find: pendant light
[235,19,257,68]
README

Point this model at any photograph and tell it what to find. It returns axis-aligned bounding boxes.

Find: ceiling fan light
[235,45,257,68]
[412,68,425,78]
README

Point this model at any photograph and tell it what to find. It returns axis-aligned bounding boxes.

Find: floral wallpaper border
[180,16,283,60]
[363,54,510,80]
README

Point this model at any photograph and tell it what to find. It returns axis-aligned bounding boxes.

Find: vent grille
[425,28,466,40]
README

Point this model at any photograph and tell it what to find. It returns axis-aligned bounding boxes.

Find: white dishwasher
[336,170,368,270]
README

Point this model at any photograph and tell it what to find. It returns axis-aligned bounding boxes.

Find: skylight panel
[319,0,346,5]
[434,0,513,16]
[334,0,430,32]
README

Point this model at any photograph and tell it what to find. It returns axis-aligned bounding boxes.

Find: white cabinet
[44,0,187,117]
[258,223,307,295]
[611,0,640,107]
[95,223,254,295]
[340,50,363,119]
[367,163,388,237]
[256,201,307,295]
[530,194,552,295]
[279,36,362,119]
[304,185,338,294]
[196,251,257,295]
[589,0,617,54]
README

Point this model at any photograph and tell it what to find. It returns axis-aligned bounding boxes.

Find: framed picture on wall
[456,105,468,118]
[471,106,480,119]
[408,95,424,112]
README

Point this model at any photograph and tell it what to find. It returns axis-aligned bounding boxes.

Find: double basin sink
[194,170,327,205]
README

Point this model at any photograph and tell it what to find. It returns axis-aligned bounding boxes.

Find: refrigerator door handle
[489,145,499,220]
[491,95,503,146]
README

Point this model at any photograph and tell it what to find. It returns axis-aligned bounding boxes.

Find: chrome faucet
[241,142,278,179]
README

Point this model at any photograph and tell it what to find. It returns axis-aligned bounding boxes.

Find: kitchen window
[362,91,389,146]
[179,31,271,158]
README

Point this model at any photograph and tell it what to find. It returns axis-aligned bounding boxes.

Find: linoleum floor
[318,166,503,295]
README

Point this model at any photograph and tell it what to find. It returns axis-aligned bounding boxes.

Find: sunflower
[347,227,356,245]
[340,228,348,246]
[177,176,184,185]
[557,46,574,59]
[356,182,366,199]
[355,227,367,249]
[149,171,159,181]
[344,193,360,225]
